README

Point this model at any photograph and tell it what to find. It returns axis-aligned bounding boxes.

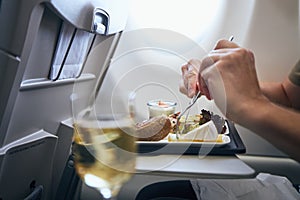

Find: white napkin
[191,173,300,200]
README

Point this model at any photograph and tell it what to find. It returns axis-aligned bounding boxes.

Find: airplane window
[126,0,222,42]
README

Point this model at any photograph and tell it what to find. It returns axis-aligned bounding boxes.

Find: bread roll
[136,115,171,141]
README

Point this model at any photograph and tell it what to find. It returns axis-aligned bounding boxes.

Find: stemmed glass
[72,92,137,199]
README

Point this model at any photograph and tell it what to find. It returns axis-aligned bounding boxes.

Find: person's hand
[179,59,201,98]
[198,39,268,121]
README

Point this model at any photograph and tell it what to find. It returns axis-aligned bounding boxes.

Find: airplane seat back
[0,0,127,199]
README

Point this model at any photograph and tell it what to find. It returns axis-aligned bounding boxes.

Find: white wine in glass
[72,113,137,199]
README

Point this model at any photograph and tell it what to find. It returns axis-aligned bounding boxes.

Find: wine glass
[72,92,137,199]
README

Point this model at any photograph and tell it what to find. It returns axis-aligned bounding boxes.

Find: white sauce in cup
[147,100,177,118]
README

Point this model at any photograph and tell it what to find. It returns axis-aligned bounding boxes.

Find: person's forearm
[260,79,300,110]
[239,99,300,163]
[260,82,291,107]
[283,78,300,110]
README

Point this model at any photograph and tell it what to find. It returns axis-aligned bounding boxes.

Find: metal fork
[176,91,201,139]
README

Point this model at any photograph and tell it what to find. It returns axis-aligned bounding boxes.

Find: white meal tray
[137,120,246,155]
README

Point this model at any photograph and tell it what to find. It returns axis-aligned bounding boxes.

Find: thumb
[201,65,227,116]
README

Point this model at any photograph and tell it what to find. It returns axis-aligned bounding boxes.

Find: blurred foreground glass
[72,93,137,200]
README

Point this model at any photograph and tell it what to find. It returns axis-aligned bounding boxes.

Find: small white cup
[147,100,177,118]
